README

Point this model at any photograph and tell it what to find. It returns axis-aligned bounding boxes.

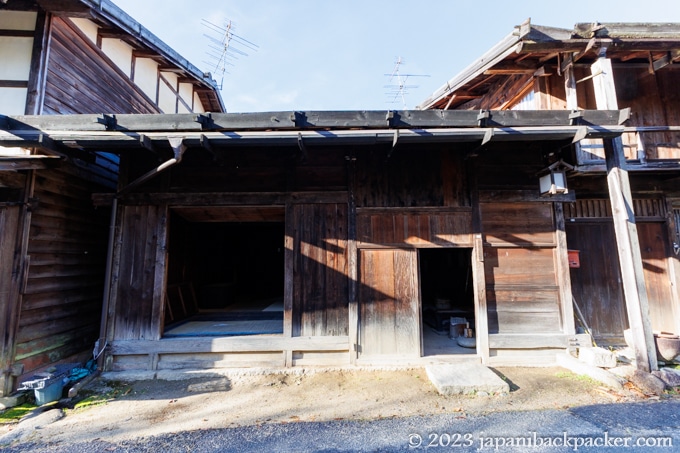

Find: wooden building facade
[420,21,680,370]
[1,110,625,373]
[0,0,224,395]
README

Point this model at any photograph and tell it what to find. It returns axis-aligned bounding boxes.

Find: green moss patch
[0,403,38,424]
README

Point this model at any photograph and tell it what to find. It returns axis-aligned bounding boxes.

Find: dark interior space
[420,248,476,354]
[164,210,285,337]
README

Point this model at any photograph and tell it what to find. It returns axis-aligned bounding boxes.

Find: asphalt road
[5,400,680,453]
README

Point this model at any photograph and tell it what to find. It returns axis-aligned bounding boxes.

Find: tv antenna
[202,18,258,89]
[384,57,429,109]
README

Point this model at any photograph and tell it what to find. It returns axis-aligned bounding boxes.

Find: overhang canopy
[0,109,628,156]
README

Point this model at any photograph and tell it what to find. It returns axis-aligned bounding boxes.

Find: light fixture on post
[538,159,574,196]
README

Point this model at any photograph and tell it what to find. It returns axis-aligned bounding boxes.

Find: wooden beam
[1,110,629,133]
[283,202,294,366]
[110,336,351,355]
[554,203,576,336]
[604,137,657,372]
[25,12,50,116]
[592,55,656,372]
[115,191,349,206]
[0,30,34,37]
[0,155,62,170]
[0,80,28,88]
[1,170,35,396]
[489,333,592,349]
[347,153,359,364]
[469,158,489,364]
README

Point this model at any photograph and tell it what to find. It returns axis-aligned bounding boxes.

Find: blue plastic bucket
[34,379,64,405]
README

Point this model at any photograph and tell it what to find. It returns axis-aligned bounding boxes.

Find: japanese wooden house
[1,109,627,374]
[419,20,680,371]
[0,0,224,395]
[3,17,679,385]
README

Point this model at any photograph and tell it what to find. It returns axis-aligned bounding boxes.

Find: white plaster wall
[101,38,133,77]
[69,17,99,43]
[178,82,194,113]
[159,71,179,113]
[0,88,28,115]
[0,11,36,30]
[134,57,159,103]
[0,37,34,80]
[193,92,206,113]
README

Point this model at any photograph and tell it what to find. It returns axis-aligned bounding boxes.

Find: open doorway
[420,248,475,355]
[163,208,285,337]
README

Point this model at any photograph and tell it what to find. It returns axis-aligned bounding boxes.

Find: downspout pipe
[97,137,186,370]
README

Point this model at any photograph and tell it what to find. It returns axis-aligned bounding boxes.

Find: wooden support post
[591,53,657,371]
[347,154,359,364]
[468,159,489,363]
[554,203,576,336]
[0,170,35,395]
[604,137,657,372]
[283,203,295,367]
[564,63,578,110]
[150,204,169,341]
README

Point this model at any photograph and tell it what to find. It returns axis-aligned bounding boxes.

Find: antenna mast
[384,57,429,109]
[202,18,258,89]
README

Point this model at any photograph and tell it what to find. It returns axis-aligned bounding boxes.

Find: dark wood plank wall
[358,249,420,357]
[43,17,160,115]
[615,68,680,159]
[166,147,347,194]
[110,204,168,341]
[357,209,472,248]
[480,201,562,334]
[291,203,349,337]
[637,222,675,333]
[565,222,628,340]
[565,197,677,339]
[15,167,109,373]
[355,147,469,208]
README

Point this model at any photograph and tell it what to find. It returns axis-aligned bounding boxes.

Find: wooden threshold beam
[110,336,350,355]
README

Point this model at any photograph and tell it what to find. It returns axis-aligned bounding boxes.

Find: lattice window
[565,198,666,219]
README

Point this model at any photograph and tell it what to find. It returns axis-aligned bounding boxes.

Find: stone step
[425,363,510,395]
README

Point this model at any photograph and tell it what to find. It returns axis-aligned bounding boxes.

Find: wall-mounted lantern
[538,159,574,196]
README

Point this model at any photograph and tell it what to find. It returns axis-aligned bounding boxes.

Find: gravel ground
[1,365,675,452]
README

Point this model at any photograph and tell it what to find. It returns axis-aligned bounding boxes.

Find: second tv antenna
[384,57,429,109]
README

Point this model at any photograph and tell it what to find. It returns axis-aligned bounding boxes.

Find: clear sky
[111,0,678,113]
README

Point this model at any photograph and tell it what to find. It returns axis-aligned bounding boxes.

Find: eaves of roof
[416,21,530,111]
[417,20,680,111]
[0,110,628,154]
[0,0,227,112]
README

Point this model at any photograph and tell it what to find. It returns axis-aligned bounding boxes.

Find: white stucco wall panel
[69,17,99,43]
[0,87,28,114]
[159,71,179,114]
[0,37,34,80]
[0,11,37,30]
[193,92,206,113]
[101,38,133,77]
[178,82,194,113]
[134,57,160,103]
